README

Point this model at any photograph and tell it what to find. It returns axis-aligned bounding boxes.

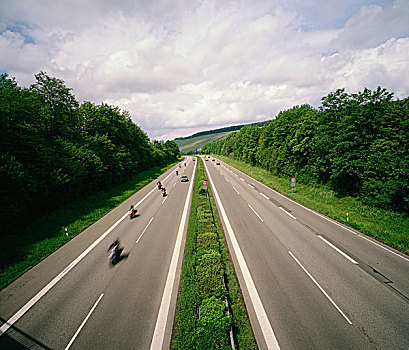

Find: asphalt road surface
[204,157,409,350]
[0,158,196,350]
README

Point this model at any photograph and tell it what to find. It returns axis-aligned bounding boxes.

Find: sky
[1,0,409,140]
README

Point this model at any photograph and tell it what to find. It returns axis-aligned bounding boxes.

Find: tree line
[0,72,180,234]
[202,87,409,214]
[174,121,268,141]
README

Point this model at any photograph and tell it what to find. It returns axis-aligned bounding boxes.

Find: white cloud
[1,0,409,139]
[333,1,409,49]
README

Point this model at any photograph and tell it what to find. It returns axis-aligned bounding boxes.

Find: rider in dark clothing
[108,239,120,252]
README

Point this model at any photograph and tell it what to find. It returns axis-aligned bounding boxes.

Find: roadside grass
[217,157,409,255]
[172,158,257,349]
[0,162,178,290]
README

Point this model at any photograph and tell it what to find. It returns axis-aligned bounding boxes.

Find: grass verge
[0,162,178,290]
[172,158,257,349]
[217,156,409,255]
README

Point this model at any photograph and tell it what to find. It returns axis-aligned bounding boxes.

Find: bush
[197,296,231,350]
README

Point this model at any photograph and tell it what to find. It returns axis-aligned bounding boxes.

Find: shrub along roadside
[0,161,179,290]
[216,156,409,256]
[172,157,257,349]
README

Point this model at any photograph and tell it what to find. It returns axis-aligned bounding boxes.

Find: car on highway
[181,175,189,182]
[216,162,220,165]
[212,159,215,161]
[205,158,208,161]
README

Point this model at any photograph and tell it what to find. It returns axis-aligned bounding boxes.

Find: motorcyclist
[107,239,122,264]
[130,205,137,218]
[108,239,120,253]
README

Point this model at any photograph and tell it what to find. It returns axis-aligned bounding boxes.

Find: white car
[181,175,189,182]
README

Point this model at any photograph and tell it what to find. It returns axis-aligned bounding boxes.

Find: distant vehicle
[212,159,215,161]
[205,158,208,161]
[216,162,220,165]
[181,175,189,182]
[192,158,195,161]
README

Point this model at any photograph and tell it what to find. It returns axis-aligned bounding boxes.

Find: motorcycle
[130,208,137,219]
[108,241,122,265]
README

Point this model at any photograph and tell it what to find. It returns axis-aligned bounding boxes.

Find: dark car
[181,175,189,182]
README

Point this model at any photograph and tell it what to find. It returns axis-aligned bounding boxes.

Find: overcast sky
[1,0,409,139]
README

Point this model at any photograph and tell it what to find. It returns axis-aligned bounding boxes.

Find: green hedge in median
[172,158,258,349]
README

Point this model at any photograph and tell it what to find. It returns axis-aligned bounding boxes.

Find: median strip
[204,160,280,349]
[172,157,258,349]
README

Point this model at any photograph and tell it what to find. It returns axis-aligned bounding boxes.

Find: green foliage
[196,250,226,300]
[197,296,231,350]
[202,87,409,214]
[0,162,177,289]
[0,72,180,236]
[220,156,409,255]
[172,158,257,349]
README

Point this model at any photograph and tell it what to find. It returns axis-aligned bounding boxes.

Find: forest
[0,72,180,235]
[202,87,409,214]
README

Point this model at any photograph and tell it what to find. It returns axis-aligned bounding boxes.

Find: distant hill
[174,121,268,154]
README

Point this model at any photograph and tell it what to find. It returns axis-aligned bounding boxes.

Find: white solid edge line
[288,251,352,325]
[248,204,264,222]
[0,167,177,337]
[279,207,297,220]
[230,165,409,264]
[357,234,409,263]
[204,161,280,350]
[318,236,358,264]
[137,217,154,243]
[150,160,196,350]
[233,186,240,195]
[65,293,104,350]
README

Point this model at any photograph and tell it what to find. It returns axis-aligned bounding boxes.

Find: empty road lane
[204,157,409,350]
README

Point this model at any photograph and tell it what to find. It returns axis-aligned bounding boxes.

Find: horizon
[2,0,408,139]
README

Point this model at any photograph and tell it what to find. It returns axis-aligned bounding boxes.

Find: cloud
[1,0,409,139]
[333,1,409,49]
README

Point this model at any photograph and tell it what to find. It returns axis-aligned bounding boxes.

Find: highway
[0,158,196,350]
[203,157,409,350]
